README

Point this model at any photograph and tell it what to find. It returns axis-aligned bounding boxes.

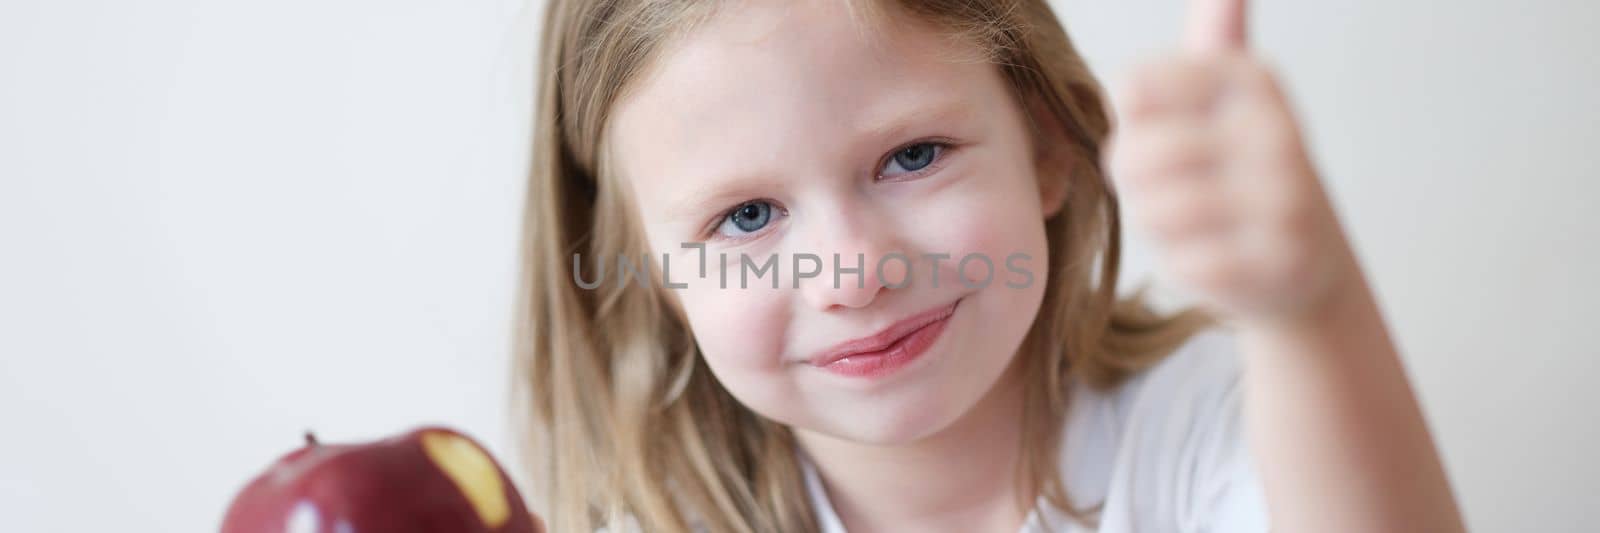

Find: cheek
[672,277,803,413]
[675,275,787,364]
[644,234,809,422]
[911,151,1050,371]
[916,155,1050,285]
[645,238,789,362]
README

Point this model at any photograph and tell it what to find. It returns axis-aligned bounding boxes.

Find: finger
[1118,57,1227,121]
[1162,234,1248,306]
[1212,62,1301,162]
[1185,0,1249,52]
[1131,181,1237,245]
[1106,120,1219,190]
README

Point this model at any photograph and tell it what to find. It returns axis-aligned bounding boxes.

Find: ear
[1027,95,1073,219]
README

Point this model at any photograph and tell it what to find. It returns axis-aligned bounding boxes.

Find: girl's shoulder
[1055,327,1269,532]
[1071,326,1244,426]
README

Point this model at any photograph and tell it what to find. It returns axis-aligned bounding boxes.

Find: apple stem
[304,431,319,447]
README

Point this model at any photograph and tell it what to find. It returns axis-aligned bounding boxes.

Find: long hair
[512,1,1212,531]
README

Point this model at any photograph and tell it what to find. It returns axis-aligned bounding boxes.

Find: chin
[819,388,974,445]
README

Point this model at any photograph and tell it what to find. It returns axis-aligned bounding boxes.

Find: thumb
[1185,0,1249,52]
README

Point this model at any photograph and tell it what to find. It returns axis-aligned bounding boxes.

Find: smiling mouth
[807,299,960,378]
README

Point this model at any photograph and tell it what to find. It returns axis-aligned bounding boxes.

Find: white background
[1,1,1595,531]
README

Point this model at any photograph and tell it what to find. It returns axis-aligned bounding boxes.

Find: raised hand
[1106,5,1470,532]
[1106,0,1351,325]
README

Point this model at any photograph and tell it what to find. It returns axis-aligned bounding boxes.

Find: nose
[797,218,904,312]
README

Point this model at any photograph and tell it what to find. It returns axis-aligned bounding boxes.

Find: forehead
[606,0,1011,211]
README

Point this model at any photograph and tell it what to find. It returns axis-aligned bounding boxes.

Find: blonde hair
[513,1,1211,531]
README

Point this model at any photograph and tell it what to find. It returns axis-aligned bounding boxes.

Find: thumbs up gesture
[1106,0,1351,324]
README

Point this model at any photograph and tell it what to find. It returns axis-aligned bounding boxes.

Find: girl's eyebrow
[856,96,976,147]
[662,176,786,223]
[656,96,976,223]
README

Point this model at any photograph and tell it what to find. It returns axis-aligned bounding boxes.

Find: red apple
[222,427,543,533]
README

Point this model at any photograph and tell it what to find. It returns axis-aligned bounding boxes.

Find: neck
[795,365,1032,533]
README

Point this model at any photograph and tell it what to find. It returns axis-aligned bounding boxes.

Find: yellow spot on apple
[422,431,510,529]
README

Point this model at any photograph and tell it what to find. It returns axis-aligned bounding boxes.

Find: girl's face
[608,1,1058,445]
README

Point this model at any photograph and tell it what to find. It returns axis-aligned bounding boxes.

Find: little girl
[514,0,1465,531]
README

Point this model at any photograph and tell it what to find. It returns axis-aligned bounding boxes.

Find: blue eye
[880,142,945,178]
[717,201,775,237]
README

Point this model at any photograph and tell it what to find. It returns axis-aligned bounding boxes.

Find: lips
[807,300,960,378]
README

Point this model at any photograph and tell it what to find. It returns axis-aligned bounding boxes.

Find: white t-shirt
[801,329,1271,532]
